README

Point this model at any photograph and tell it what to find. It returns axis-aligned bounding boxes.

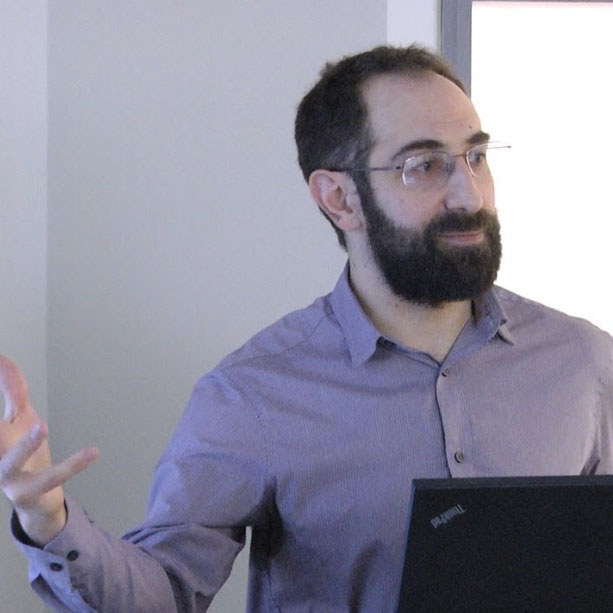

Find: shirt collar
[477,287,515,345]
[329,266,515,368]
[329,265,382,367]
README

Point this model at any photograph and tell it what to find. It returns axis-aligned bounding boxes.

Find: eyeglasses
[332,142,511,192]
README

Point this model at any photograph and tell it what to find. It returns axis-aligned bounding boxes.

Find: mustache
[427,210,497,234]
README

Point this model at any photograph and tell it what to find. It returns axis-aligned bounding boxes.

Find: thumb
[0,356,30,422]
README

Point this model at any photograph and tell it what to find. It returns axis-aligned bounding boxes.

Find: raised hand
[0,356,98,545]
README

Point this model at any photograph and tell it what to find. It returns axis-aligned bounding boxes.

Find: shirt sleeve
[11,370,272,612]
[12,497,176,612]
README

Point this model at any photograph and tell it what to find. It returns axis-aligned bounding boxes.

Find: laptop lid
[397,475,613,612]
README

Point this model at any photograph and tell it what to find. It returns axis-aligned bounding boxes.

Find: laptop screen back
[397,475,613,612]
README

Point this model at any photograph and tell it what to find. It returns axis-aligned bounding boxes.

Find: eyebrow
[390,131,491,162]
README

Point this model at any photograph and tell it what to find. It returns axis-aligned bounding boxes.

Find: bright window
[472,1,613,333]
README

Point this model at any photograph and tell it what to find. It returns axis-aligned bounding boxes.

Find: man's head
[295,45,502,306]
[295,45,466,249]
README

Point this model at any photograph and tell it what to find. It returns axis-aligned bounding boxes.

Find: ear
[308,169,364,233]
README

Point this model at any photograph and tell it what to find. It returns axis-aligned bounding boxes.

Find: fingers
[13,447,99,507]
[0,355,29,422]
[0,422,48,477]
[0,422,98,509]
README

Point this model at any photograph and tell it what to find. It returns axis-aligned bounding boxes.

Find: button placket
[437,362,471,475]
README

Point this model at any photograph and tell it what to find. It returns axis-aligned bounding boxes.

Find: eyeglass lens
[401,144,505,189]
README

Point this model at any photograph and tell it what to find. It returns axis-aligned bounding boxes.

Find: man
[1,45,612,611]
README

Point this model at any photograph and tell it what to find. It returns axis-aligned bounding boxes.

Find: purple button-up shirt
[15,269,613,611]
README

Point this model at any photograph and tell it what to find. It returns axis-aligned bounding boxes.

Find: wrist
[16,500,67,547]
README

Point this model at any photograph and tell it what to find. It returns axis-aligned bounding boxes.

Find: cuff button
[66,550,79,562]
[49,562,63,572]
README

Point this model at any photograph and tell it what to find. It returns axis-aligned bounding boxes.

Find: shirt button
[66,550,79,562]
[49,562,63,572]
[441,368,450,377]
[454,451,465,463]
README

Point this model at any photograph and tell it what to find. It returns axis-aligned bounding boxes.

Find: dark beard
[358,178,502,307]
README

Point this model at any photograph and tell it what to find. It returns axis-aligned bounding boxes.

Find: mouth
[437,229,485,246]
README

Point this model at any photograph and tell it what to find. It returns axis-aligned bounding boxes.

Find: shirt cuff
[10,496,97,611]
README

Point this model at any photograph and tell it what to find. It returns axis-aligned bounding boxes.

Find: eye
[406,154,439,174]
[467,146,488,166]
[418,160,435,173]
[472,152,486,165]
[402,152,449,186]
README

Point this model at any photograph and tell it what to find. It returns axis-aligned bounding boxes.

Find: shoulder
[207,292,340,380]
[183,292,342,424]
[494,286,613,363]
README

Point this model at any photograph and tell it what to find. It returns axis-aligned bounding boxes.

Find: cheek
[483,181,496,212]
[371,179,441,228]
[398,195,446,230]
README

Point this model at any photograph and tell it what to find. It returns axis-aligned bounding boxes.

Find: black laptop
[397,475,613,612]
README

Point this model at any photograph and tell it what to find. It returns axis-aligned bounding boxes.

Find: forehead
[362,72,481,155]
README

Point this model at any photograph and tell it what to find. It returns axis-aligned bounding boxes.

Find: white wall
[0,2,49,611]
[2,1,439,610]
[387,0,439,47]
[46,2,390,612]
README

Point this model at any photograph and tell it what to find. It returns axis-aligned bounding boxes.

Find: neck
[348,259,474,363]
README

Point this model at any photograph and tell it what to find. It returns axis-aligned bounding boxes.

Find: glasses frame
[331,141,511,188]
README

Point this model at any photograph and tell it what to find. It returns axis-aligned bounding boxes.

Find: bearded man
[2,45,612,612]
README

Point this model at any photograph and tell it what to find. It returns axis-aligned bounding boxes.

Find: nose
[443,157,484,214]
